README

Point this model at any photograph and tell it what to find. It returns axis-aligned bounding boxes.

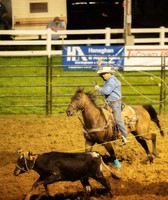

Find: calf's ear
[23,151,31,159]
[16,148,23,156]
[25,151,34,160]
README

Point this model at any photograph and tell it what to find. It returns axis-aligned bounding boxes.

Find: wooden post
[159,56,166,114]
[46,56,50,115]
[123,0,134,45]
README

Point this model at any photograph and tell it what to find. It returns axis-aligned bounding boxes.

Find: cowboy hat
[97,66,115,75]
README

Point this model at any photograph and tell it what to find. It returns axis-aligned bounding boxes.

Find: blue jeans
[109,101,127,138]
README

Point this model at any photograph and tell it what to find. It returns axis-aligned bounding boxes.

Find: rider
[94,63,129,145]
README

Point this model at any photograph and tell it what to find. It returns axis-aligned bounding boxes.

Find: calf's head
[13,149,37,176]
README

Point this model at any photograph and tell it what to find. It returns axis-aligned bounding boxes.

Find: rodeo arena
[0,0,168,200]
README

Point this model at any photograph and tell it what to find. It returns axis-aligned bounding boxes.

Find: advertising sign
[124,46,168,71]
[62,46,124,70]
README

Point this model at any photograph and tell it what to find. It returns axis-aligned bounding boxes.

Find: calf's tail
[142,104,164,136]
[101,157,121,180]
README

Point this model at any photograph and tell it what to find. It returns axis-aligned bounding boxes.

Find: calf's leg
[93,174,113,197]
[24,179,44,200]
[24,178,50,200]
[80,178,92,200]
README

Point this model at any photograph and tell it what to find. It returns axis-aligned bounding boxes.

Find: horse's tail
[142,104,164,137]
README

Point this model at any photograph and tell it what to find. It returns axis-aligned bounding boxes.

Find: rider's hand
[95,85,100,90]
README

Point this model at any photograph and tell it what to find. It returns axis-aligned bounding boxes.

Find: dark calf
[13,149,112,200]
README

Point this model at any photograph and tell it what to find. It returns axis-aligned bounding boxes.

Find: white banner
[124,46,168,71]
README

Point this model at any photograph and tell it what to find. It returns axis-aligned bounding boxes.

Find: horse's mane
[86,91,96,104]
[76,88,100,109]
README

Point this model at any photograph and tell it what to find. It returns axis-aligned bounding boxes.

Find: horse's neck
[82,102,101,128]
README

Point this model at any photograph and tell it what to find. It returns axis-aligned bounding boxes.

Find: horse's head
[66,88,97,116]
[66,88,86,116]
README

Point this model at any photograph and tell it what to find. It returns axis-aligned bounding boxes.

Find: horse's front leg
[85,140,95,152]
[103,143,121,169]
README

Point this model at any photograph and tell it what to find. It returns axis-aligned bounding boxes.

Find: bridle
[16,163,27,172]
[68,97,85,113]
[16,155,38,172]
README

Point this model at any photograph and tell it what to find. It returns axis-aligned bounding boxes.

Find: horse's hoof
[111,168,122,179]
[152,152,160,158]
[111,173,121,180]
[108,191,113,198]
[140,158,150,165]
[150,158,154,163]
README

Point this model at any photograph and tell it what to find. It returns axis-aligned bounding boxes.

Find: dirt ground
[0,113,168,200]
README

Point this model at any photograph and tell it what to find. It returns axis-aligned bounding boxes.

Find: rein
[69,101,85,113]
[70,91,110,134]
[78,116,105,134]
[78,97,112,134]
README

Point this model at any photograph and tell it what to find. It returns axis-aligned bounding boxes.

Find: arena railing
[0,27,168,57]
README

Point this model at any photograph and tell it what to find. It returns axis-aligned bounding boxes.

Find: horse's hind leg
[134,134,153,163]
[151,133,159,157]
[143,104,164,136]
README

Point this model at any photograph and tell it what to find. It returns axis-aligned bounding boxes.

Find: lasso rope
[67,66,168,153]
[63,122,168,153]
[114,68,168,103]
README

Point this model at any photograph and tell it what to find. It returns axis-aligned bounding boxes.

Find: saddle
[121,104,137,131]
[102,103,137,136]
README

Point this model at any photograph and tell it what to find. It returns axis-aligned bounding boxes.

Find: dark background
[2,0,168,30]
[67,0,168,29]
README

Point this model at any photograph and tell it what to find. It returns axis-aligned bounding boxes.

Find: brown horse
[66,88,164,164]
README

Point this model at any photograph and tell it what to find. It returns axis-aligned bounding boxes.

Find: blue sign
[62,46,124,70]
